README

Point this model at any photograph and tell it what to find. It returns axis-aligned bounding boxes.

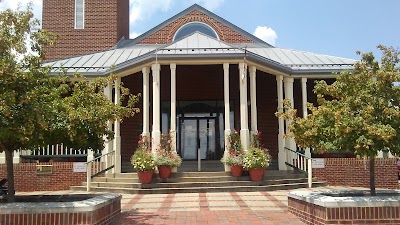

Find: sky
[0,0,399,60]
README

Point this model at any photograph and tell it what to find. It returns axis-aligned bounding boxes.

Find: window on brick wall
[75,0,85,29]
[173,22,219,41]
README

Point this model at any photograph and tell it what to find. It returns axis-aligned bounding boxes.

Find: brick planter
[0,194,121,225]
[288,190,400,225]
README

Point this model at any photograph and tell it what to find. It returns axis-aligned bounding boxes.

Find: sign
[312,158,325,168]
[36,165,53,174]
[73,162,87,172]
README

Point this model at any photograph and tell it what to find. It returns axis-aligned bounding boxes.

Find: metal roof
[45,32,356,76]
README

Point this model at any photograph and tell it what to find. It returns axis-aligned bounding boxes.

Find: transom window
[173,22,219,41]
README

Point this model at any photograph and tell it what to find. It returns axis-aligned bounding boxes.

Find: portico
[41,4,356,173]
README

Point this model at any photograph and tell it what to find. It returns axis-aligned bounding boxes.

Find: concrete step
[71,181,327,194]
[84,178,314,189]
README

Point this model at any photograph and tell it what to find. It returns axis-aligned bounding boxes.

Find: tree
[0,5,139,202]
[277,46,400,196]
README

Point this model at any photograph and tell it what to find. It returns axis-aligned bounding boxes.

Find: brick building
[43,3,356,172]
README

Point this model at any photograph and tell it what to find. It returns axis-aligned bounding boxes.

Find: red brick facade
[42,0,129,61]
[0,163,86,192]
[138,10,255,44]
[312,158,398,189]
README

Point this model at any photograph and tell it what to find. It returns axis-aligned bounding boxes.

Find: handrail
[284,147,313,188]
[86,150,115,192]
[284,147,311,159]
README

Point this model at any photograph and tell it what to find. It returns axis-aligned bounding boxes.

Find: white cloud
[253,26,278,46]
[0,0,42,21]
[130,32,141,39]
[129,0,173,37]
[188,0,225,11]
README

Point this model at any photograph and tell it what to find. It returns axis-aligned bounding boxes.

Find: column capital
[170,63,176,70]
[142,66,149,74]
[301,77,307,83]
[276,75,283,81]
[283,76,294,83]
[238,62,247,70]
[223,63,229,70]
[151,63,161,71]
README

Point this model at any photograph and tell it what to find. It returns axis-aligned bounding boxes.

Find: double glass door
[179,116,216,160]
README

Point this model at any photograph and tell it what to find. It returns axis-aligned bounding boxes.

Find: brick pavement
[18,186,363,225]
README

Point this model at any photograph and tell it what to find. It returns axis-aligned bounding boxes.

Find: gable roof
[116,4,273,48]
[45,32,355,76]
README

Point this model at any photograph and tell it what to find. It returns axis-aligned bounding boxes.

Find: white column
[301,78,311,158]
[142,67,150,137]
[114,77,122,174]
[223,63,231,172]
[0,152,5,164]
[103,82,113,176]
[151,63,161,152]
[284,77,296,157]
[239,62,250,151]
[250,66,258,140]
[170,63,177,152]
[277,75,286,170]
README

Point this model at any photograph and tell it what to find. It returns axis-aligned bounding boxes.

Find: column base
[114,136,122,174]
[240,129,250,151]
[142,132,150,137]
[151,130,161,152]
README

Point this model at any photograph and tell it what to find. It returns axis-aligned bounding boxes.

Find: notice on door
[311,158,325,168]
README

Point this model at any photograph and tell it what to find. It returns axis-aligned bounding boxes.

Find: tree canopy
[0,4,139,201]
[278,45,400,195]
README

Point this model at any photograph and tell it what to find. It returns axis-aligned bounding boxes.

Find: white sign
[312,158,325,168]
[73,162,87,172]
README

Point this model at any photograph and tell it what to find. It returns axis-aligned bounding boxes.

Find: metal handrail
[284,147,313,188]
[86,150,115,192]
[284,147,311,159]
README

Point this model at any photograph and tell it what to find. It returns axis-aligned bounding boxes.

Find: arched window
[173,22,219,41]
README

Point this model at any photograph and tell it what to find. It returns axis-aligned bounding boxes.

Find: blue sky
[1,0,399,60]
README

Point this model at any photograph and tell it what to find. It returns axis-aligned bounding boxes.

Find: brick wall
[289,197,400,225]
[312,158,398,189]
[42,0,129,61]
[139,10,255,44]
[0,163,86,192]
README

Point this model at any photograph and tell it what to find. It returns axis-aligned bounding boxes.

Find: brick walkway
[113,191,304,225]
[19,186,361,225]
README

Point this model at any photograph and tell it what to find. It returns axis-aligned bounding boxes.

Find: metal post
[86,162,91,192]
[198,149,201,172]
[308,158,312,188]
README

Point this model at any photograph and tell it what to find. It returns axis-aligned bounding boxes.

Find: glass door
[180,117,216,160]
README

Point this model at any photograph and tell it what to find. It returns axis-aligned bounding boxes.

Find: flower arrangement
[154,132,182,167]
[131,135,155,172]
[243,132,271,169]
[243,147,271,169]
[221,130,244,166]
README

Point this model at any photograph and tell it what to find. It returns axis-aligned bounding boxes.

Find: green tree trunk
[370,157,376,196]
[5,150,15,202]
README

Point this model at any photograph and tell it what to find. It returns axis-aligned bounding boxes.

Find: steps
[71,170,327,194]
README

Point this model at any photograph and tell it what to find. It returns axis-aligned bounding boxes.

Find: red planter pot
[249,168,265,182]
[138,171,154,184]
[230,165,243,177]
[158,165,172,179]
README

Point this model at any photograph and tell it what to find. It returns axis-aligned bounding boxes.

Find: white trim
[173,21,219,41]
[74,0,85,29]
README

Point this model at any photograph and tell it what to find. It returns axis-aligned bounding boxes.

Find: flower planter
[158,165,172,179]
[138,171,154,184]
[230,165,243,177]
[249,167,264,182]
